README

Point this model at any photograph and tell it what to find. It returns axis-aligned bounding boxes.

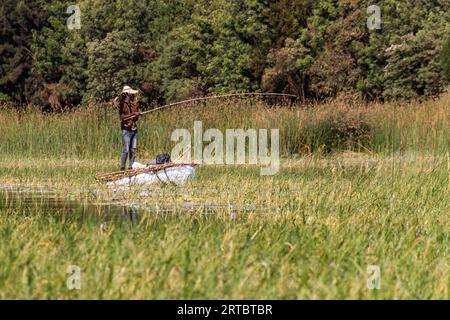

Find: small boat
[96,162,197,186]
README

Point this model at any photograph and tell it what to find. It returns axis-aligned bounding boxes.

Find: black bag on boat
[156,153,171,164]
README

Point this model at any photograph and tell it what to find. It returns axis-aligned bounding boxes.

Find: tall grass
[0,92,448,161]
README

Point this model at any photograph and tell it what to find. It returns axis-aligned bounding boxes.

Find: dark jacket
[117,96,140,130]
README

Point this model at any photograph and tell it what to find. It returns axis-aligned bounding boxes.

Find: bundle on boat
[96,162,198,186]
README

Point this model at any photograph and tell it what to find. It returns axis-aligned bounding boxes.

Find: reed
[0,92,448,161]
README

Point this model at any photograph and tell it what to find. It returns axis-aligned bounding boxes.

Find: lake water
[0,185,257,223]
[0,185,142,224]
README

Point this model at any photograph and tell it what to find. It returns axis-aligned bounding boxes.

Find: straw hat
[121,85,139,94]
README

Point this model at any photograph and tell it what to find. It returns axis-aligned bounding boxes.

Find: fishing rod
[123,92,297,120]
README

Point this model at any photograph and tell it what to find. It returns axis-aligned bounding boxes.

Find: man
[116,85,141,171]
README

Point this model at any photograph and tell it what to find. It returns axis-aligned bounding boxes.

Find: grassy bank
[0,95,449,299]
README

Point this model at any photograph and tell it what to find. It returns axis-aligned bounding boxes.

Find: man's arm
[133,96,139,112]
[117,98,139,120]
[130,96,141,120]
[117,100,129,121]
[122,112,141,121]
[121,109,141,121]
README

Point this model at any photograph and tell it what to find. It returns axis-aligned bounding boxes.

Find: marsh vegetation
[0,94,449,299]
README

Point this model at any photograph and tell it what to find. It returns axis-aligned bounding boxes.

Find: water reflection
[121,206,139,225]
[0,185,266,226]
[0,186,142,224]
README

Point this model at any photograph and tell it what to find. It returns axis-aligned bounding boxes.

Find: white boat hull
[107,164,195,186]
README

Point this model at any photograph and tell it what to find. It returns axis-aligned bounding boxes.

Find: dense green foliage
[0,0,49,102]
[0,0,449,107]
[442,36,450,80]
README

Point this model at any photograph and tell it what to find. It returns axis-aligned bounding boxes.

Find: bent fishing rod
[123,92,297,120]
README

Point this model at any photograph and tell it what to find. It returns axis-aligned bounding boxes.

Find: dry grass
[0,91,448,160]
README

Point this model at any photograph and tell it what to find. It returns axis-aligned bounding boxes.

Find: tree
[382,9,450,99]
[1,0,449,106]
[0,0,48,102]
[307,0,364,99]
[262,38,312,99]
[441,36,450,80]
[84,30,139,102]
[154,0,272,101]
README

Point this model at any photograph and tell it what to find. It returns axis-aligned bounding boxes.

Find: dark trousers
[120,129,137,170]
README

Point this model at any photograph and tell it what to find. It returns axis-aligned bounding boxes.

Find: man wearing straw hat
[116,85,141,171]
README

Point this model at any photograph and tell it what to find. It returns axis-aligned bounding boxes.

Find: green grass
[0,94,449,299]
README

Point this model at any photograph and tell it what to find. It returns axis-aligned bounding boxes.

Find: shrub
[441,36,450,80]
[0,93,11,103]
[302,108,374,153]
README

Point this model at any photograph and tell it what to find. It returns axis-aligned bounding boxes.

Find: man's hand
[133,111,141,119]
[123,112,141,121]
